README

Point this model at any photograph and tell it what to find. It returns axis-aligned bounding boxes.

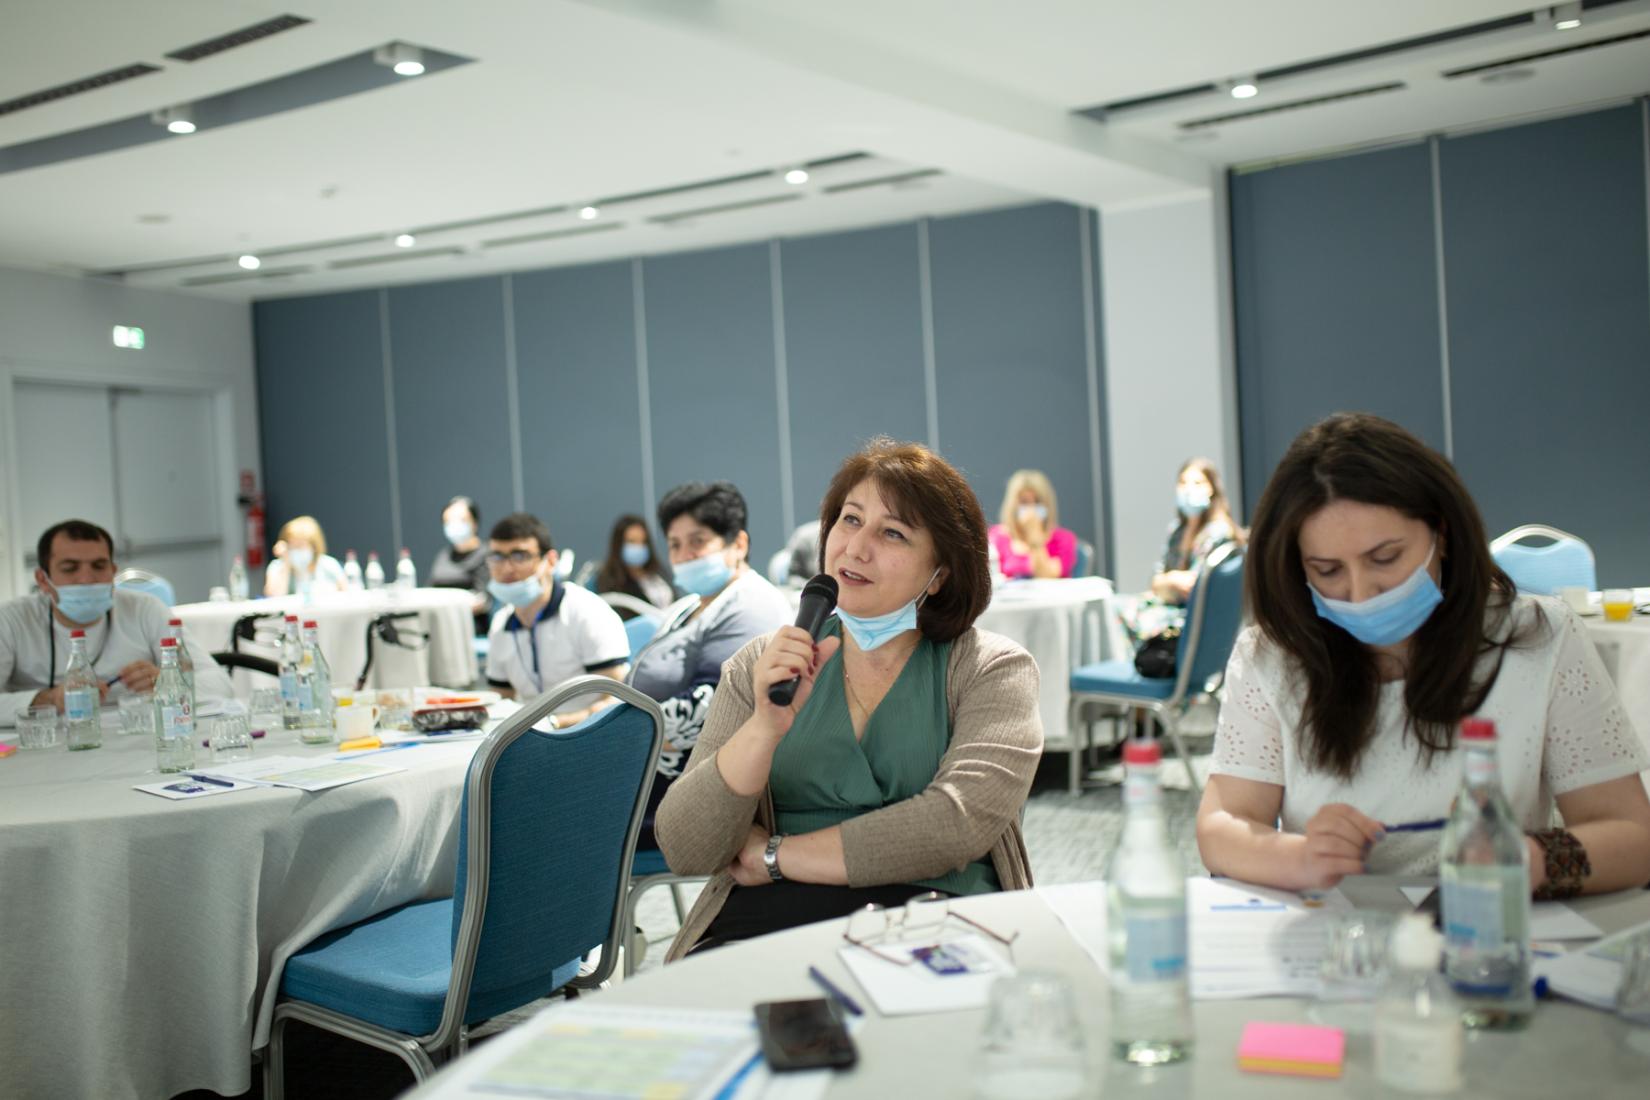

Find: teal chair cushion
[631,848,670,876]
[281,898,581,1036]
[1070,658,1177,701]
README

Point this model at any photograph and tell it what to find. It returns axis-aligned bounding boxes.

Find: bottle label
[64,688,94,722]
[1442,878,1503,954]
[297,682,316,712]
[280,669,298,704]
[1375,1018,1463,1093]
[1123,773,1161,808]
[162,704,193,739]
[1465,749,1497,786]
[1123,912,1188,983]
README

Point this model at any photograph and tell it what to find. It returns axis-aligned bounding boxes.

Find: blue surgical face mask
[444,521,474,547]
[288,546,314,571]
[838,568,942,651]
[50,581,115,624]
[620,543,650,568]
[488,574,543,609]
[674,547,734,597]
[1176,484,1212,517]
[1016,504,1048,524]
[1309,544,1442,647]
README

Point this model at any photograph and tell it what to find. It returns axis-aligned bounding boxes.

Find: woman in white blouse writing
[1197,414,1650,898]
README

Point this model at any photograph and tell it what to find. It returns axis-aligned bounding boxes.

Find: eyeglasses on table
[842,891,1019,965]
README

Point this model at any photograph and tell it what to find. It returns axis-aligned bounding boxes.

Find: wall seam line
[1078,207,1107,568]
[1429,136,1456,461]
[379,288,404,551]
[917,219,940,451]
[501,274,526,512]
[632,259,657,525]
[770,240,796,538]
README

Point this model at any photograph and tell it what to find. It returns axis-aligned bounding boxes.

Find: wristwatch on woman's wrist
[762,834,785,882]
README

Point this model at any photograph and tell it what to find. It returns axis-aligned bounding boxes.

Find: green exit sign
[112,325,145,349]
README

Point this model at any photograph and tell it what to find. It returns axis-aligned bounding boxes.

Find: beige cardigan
[655,626,1043,962]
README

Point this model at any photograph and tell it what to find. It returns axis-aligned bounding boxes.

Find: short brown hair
[818,438,991,642]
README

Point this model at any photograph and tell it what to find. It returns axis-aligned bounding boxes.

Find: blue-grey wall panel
[386,277,515,570]
[642,244,786,557]
[254,290,395,562]
[928,203,1097,545]
[511,262,648,563]
[1441,106,1650,587]
[1230,142,1446,510]
[780,224,927,529]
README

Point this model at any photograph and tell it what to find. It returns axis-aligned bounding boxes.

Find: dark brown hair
[37,519,115,572]
[596,514,661,593]
[818,438,992,643]
[1246,413,1528,779]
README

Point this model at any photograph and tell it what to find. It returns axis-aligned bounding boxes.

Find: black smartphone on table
[753,998,858,1072]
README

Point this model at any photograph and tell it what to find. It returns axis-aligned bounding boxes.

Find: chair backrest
[442,678,662,1039]
[1073,540,1094,579]
[1489,524,1596,595]
[553,549,575,580]
[1170,542,1245,704]
[600,591,661,619]
[624,614,660,658]
[115,567,176,608]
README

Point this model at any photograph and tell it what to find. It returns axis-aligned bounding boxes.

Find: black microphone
[768,574,839,707]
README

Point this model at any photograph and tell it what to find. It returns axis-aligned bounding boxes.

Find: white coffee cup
[1556,586,1592,616]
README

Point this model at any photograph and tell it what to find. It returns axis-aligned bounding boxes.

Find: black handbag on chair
[1132,625,1181,679]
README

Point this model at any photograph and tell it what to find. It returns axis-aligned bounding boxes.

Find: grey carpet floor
[177,738,1212,1099]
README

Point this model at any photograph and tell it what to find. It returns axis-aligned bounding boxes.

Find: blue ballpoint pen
[1382,818,1448,834]
[808,965,864,1017]
[184,773,236,789]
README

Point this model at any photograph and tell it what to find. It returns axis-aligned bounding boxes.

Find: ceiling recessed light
[578,205,600,221]
[238,254,261,271]
[1227,79,1258,100]
[394,233,416,248]
[152,106,196,134]
[1552,2,1582,30]
[784,168,809,185]
[374,42,426,77]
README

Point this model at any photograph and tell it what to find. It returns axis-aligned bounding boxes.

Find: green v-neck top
[768,618,1000,897]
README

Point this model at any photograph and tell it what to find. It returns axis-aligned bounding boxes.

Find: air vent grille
[1442,27,1650,78]
[823,168,942,194]
[648,194,801,224]
[484,223,624,249]
[1180,82,1406,130]
[166,15,312,62]
[0,63,160,117]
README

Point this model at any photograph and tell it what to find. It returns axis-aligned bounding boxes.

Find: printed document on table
[1189,877,1348,999]
[1397,884,1603,940]
[194,754,405,791]
[1539,918,1650,1011]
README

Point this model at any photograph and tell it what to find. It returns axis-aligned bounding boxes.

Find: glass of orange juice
[1602,589,1634,622]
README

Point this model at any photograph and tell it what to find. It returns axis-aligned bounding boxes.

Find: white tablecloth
[407,877,1650,1100]
[174,587,478,691]
[975,576,1120,748]
[1582,591,1650,795]
[0,716,482,1100]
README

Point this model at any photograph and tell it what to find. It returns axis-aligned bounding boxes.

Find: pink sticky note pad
[0,742,17,758]
[1237,1022,1344,1078]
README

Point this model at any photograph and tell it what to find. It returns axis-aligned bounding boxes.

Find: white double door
[13,380,227,605]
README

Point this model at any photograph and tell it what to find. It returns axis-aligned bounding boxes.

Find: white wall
[0,266,258,600]
[1100,188,1241,592]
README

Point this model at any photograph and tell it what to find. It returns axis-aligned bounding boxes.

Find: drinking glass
[17,705,61,750]
[975,972,1086,1100]
[209,714,255,763]
[377,688,413,732]
[249,688,284,734]
[1617,934,1650,1026]
[119,693,153,737]
[1309,909,1395,1033]
[1603,589,1634,623]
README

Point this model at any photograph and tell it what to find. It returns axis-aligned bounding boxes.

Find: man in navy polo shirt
[483,512,629,728]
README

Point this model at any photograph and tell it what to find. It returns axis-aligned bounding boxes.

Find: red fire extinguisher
[239,470,267,567]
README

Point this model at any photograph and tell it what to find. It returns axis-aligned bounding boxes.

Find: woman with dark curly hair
[656,439,1042,958]
[1197,413,1650,898]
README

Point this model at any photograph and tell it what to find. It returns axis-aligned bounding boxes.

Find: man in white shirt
[1,519,234,723]
[483,512,629,728]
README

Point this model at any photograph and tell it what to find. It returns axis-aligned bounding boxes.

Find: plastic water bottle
[62,629,103,751]
[1375,914,1463,1094]
[1107,738,1192,1065]
[342,549,364,591]
[153,638,195,773]
[278,614,302,727]
[166,618,197,718]
[295,620,334,733]
[364,551,386,590]
[395,547,417,590]
[1440,717,1532,1030]
[228,555,250,601]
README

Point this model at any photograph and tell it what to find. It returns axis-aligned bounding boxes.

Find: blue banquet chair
[1490,524,1596,596]
[1068,542,1245,793]
[262,676,663,1096]
[114,567,177,608]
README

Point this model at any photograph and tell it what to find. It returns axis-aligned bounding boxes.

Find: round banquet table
[1579,589,1650,796]
[173,587,479,691]
[0,712,483,1100]
[974,576,1121,747]
[408,876,1650,1100]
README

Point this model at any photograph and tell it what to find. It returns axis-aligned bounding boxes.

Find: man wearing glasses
[483,512,629,728]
